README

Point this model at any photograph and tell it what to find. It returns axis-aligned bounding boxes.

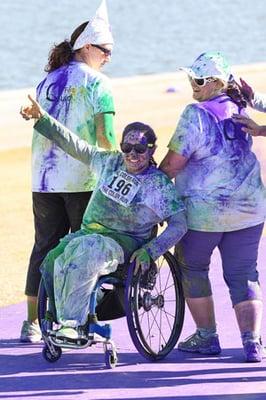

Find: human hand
[20,94,44,121]
[232,114,265,136]
[130,248,151,275]
[238,78,254,105]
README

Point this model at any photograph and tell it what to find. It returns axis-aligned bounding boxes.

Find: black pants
[25,191,92,296]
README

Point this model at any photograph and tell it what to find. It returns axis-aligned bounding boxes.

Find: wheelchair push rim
[125,251,185,361]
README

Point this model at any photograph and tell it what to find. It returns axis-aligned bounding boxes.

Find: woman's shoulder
[180,102,205,117]
[73,62,110,83]
[183,101,210,114]
[178,102,210,126]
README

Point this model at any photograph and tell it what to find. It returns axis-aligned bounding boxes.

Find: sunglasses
[120,142,154,154]
[91,44,112,57]
[189,76,217,87]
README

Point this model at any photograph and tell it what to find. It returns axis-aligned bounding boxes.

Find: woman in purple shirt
[160,51,266,362]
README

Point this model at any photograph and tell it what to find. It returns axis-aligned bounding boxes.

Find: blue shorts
[175,223,264,306]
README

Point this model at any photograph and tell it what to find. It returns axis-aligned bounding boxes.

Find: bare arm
[95,112,117,150]
[160,150,188,179]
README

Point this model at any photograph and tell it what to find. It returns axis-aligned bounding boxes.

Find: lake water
[0,0,265,90]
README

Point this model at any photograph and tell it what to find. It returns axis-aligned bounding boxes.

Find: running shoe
[178,330,221,355]
[55,327,79,340]
[243,340,265,362]
[20,320,42,343]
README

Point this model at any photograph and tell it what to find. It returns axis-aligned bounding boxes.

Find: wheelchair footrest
[90,322,112,340]
[43,320,112,349]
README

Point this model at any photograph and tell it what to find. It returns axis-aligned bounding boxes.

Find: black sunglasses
[120,142,154,154]
[91,44,112,56]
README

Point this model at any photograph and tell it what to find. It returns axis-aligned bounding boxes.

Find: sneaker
[20,320,42,343]
[178,331,221,355]
[243,340,264,362]
[56,327,79,340]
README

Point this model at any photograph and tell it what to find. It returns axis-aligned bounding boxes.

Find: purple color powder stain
[40,146,58,191]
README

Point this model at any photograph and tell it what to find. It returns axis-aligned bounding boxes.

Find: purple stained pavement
[0,238,266,400]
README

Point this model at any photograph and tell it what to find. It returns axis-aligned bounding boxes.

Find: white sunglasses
[188,76,217,87]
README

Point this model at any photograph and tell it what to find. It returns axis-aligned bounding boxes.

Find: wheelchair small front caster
[42,344,62,363]
[105,349,118,369]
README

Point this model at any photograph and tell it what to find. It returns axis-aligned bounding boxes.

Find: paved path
[1,240,266,400]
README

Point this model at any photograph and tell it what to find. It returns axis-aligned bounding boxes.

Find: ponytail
[45,21,89,73]
[226,78,247,109]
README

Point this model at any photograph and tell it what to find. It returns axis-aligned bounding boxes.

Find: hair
[225,76,247,109]
[45,21,89,73]
[122,122,157,166]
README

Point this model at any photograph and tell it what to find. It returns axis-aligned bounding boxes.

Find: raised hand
[238,78,254,105]
[20,95,44,121]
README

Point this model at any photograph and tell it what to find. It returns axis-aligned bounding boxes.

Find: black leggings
[25,191,92,296]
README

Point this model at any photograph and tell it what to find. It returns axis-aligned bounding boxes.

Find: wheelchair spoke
[146,309,152,348]
[140,303,172,352]
[139,310,146,323]
[162,269,171,294]
[159,307,163,351]
[162,283,176,294]
[144,307,161,347]
[149,307,168,347]
[146,307,160,337]
[162,308,176,331]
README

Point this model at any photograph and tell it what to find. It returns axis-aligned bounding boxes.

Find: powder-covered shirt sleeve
[92,75,115,115]
[143,211,187,261]
[253,92,266,113]
[142,171,187,260]
[168,104,209,157]
[34,113,112,178]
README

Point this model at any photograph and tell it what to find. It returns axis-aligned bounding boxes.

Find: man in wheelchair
[21,96,187,342]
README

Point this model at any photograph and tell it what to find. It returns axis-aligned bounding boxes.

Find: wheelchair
[38,250,185,368]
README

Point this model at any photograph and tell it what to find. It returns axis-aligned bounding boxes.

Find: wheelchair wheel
[38,279,55,334]
[104,349,118,369]
[125,251,184,361]
[37,279,48,328]
[42,344,62,362]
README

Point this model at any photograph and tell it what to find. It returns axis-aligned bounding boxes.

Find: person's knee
[180,266,212,298]
[228,279,262,306]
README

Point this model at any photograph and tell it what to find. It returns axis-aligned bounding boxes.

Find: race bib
[100,170,141,207]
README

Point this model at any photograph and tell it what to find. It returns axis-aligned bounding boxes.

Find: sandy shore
[1,63,266,307]
[1,62,266,151]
